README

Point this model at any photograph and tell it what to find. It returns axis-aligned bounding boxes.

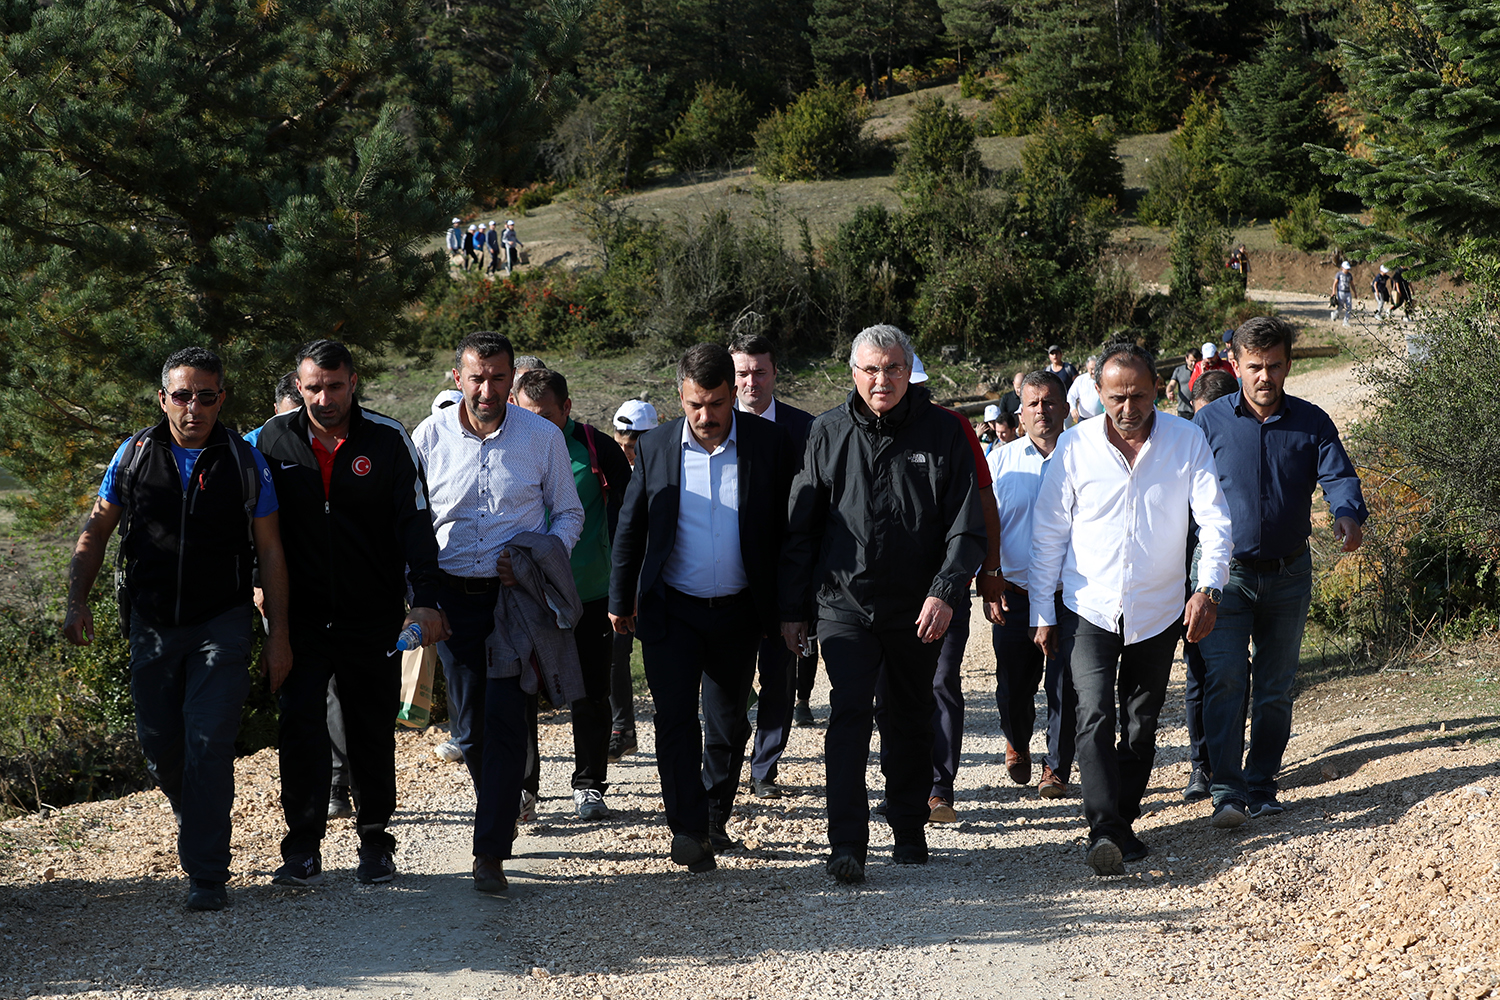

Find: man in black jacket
[609,343,794,873]
[63,347,292,911]
[781,324,986,884]
[256,339,448,888]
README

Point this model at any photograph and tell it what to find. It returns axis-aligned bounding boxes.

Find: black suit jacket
[768,399,816,468]
[609,410,794,645]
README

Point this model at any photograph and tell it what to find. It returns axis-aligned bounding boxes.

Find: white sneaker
[573,788,609,820]
[434,739,464,763]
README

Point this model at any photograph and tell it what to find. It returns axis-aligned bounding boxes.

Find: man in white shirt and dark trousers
[1030,342,1232,876]
[412,331,584,893]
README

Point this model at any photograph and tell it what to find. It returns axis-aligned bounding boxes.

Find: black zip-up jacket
[779,384,985,628]
[256,403,442,635]
[120,420,258,628]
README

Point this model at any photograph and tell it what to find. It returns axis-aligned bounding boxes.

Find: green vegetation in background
[754,84,874,182]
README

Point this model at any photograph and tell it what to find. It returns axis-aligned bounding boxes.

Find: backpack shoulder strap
[580,422,609,503]
[224,434,261,542]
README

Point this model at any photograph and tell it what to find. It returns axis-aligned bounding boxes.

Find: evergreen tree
[938,0,1002,66]
[807,0,942,96]
[0,0,581,525]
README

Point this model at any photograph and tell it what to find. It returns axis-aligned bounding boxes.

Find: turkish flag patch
[352,456,372,476]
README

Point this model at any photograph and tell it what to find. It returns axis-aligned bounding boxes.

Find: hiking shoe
[607,729,637,762]
[751,777,782,799]
[473,854,508,893]
[272,853,325,887]
[1086,837,1125,876]
[927,796,958,824]
[1120,834,1151,863]
[434,739,464,763]
[669,833,716,873]
[1211,800,1249,829]
[355,847,396,884]
[1038,765,1068,799]
[1248,796,1285,819]
[892,830,928,865]
[827,844,865,884]
[1183,768,1211,803]
[792,699,816,727]
[186,879,229,911]
[328,784,354,820]
[573,788,609,820]
[872,798,888,817]
[1005,742,1032,785]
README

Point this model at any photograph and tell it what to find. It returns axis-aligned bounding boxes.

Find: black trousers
[609,630,638,733]
[278,624,401,859]
[748,636,796,782]
[640,588,760,837]
[1061,607,1179,845]
[568,598,614,790]
[821,617,941,859]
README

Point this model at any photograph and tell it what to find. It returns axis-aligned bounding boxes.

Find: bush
[1137,92,1231,226]
[959,70,995,100]
[1112,33,1188,134]
[980,86,1045,137]
[897,97,982,192]
[1273,190,1330,250]
[1018,113,1123,205]
[661,81,757,173]
[753,84,870,182]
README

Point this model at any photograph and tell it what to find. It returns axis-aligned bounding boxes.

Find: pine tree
[0,0,581,525]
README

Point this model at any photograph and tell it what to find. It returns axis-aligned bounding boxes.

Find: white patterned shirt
[412,401,583,577]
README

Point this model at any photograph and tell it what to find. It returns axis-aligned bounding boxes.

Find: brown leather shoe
[927,795,958,824]
[473,854,508,893]
[1005,742,1032,785]
[1037,764,1067,799]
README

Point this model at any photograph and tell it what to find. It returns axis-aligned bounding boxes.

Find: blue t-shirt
[99,435,278,517]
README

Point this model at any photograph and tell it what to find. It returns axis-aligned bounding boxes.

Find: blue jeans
[1198,549,1314,806]
[129,605,253,884]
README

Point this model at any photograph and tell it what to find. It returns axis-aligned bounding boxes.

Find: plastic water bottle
[395,623,423,652]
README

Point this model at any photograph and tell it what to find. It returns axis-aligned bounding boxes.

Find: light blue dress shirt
[661,415,747,598]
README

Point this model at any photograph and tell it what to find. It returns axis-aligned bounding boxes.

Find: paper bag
[396,645,437,728]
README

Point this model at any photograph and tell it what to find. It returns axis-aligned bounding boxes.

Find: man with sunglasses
[63,347,291,912]
[780,324,985,884]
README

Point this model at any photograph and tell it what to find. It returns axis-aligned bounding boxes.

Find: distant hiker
[1372,265,1392,319]
[446,218,463,264]
[484,221,500,273]
[1227,245,1250,292]
[1331,260,1354,326]
[1187,342,1233,393]
[501,220,523,274]
[1046,344,1079,392]
[1067,355,1103,422]
[1165,347,1201,420]
[1389,264,1415,320]
[463,224,480,271]
[63,347,290,912]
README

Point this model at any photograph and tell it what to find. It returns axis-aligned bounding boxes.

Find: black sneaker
[355,848,396,884]
[669,833,716,873]
[328,784,354,820]
[792,700,816,727]
[827,844,866,883]
[1086,837,1125,876]
[271,853,325,887]
[1182,768,1211,803]
[607,729,637,762]
[1248,796,1285,819]
[186,879,229,911]
[892,830,928,865]
[1211,800,1249,829]
[1120,834,1151,863]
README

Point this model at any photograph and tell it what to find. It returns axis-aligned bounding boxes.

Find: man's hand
[914,597,952,644]
[1031,623,1056,658]
[252,586,266,617]
[1183,592,1218,643]
[983,599,1006,626]
[405,606,452,646]
[496,549,517,586]
[1333,516,1364,553]
[975,571,1005,606]
[261,632,293,692]
[782,620,809,656]
[609,612,636,634]
[62,604,95,646]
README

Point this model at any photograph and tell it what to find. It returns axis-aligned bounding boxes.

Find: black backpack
[112,427,261,638]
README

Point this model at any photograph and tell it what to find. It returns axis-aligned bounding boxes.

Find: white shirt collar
[680,410,738,455]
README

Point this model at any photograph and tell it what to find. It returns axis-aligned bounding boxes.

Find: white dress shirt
[987,435,1054,593]
[736,396,777,423]
[412,401,584,577]
[1068,375,1103,420]
[661,415,748,598]
[1029,412,1231,643]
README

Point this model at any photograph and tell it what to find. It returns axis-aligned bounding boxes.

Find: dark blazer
[609,410,794,645]
[769,399,816,468]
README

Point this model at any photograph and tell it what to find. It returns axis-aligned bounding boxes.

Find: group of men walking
[446,218,523,274]
[62,311,1365,905]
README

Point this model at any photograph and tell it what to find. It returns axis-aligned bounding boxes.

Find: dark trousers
[640,588,760,837]
[278,623,401,859]
[1061,608,1179,845]
[129,605,252,884]
[749,636,796,782]
[434,582,530,858]
[328,677,351,790]
[609,630,638,733]
[993,590,1076,778]
[1182,640,1210,773]
[822,618,941,858]
[795,642,818,702]
[568,597,614,790]
[875,600,970,798]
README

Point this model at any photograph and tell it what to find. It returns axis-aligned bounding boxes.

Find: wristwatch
[1196,586,1222,605]
[980,568,1004,578]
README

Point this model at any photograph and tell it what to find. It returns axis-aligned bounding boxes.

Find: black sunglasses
[164,389,224,407]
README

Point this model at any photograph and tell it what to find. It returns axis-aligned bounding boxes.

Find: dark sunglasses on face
[164,389,223,407]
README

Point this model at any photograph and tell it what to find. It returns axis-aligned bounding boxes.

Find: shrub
[1273,190,1330,250]
[1018,113,1123,204]
[980,86,1045,137]
[897,97,982,192]
[1112,33,1188,134]
[661,81,757,173]
[753,84,870,181]
[959,70,995,100]
[1137,92,1232,226]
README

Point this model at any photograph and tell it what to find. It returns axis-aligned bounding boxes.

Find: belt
[1231,541,1308,573]
[438,571,502,594]
[1001,579,1027,595]
[666,586,749,609]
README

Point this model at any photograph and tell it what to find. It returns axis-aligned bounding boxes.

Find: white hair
[848,324,915,370]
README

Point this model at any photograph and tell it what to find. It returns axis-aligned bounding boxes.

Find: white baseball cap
[910,354,929,383]
[613,398,659,432]
[983,404,1002,422]
[431,390,462,416]
[451,217,461,225]
[506,220,515,226]
[1341,260,1352,270]
[1202,342,1218,359]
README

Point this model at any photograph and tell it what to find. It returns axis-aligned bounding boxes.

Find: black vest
[120,421,257,628]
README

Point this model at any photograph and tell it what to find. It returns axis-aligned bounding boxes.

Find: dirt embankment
[1108,245,1462,300]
